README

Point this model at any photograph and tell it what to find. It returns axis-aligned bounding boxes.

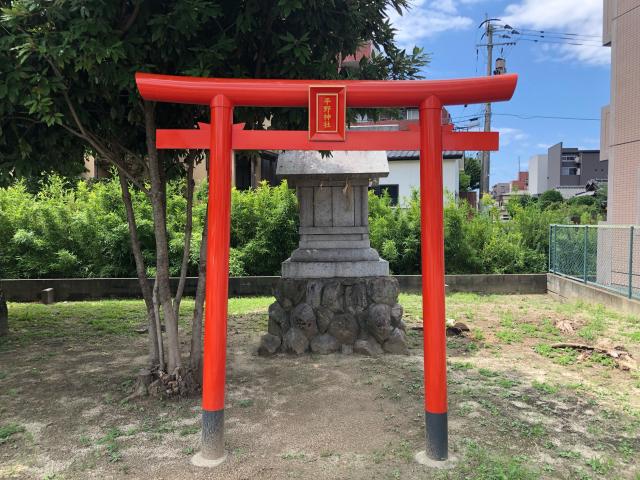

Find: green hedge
[0,177,601,278]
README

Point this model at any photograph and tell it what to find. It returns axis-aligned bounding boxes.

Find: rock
[310,334,339,354]
[341,344,353,355]
[275,278,305,311]
[354,338,384,357]
[305,280,323,308]
[367,277,398,305]
[283,328,309,354]
[267,316,281,337]
[316,307,333,333]
[367,303,393,343]
[390,303,403,326]
[328,313,359,345]
[291,303,318,338]
[383,328,409,355]
[344,282,368,314]
[321,281,343,312]
[258,333,281,356]
[41,287,55,305]
[269,301,288,324]
[268,301,290,336]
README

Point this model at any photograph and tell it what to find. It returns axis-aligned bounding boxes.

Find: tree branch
[118,3,140,37]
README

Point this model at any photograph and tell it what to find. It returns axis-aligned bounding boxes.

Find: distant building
[511,171,528,192]
[528,154,548,196]
[548,143,606,188]
[527,143,607,197]
[491,182,511,205]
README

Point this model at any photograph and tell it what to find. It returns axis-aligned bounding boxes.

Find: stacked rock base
[258,277,408,356]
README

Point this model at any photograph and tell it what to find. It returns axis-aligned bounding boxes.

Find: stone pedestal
[259,277,408,356]
[258,150,408,356]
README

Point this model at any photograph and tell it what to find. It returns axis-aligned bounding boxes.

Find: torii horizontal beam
[136,72,517,107]
[156,123,499,151]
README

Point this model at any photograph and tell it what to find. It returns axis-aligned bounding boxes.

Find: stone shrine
[259,150,408,356]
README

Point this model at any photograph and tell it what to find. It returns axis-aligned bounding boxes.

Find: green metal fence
[549,224,640,300]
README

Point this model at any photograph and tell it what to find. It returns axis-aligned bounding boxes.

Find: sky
[387,0,611,185]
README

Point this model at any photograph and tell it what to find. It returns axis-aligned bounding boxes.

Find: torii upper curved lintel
[135,72,517,108]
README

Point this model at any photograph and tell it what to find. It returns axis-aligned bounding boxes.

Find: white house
[377,150,462,205]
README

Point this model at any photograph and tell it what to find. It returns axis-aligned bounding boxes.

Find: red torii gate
[135,72,517,466]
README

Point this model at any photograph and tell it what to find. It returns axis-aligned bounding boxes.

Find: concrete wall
[548,142,562,189]
[548,273,640,316]
[0,277,280,302]
[0,274,548,302]
[399,274,547,294]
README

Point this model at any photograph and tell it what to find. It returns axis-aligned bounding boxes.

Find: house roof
[387,150,464,160]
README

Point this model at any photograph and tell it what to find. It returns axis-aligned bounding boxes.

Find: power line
[494,113,600,121]
[451,112,600,122]
[515,37,604,48]
[501,25,601,40]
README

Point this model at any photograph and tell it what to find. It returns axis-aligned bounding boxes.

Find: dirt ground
[0,293,639,480]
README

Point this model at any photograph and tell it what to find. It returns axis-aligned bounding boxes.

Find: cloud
[387,0,475,49]
[501,0,610,66]
[496,126,529,147]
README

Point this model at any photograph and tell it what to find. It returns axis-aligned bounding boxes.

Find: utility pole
[480,15,493,196]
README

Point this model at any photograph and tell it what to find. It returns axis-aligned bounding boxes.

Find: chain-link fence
[549,224,640,299]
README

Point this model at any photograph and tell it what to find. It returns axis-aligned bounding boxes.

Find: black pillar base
[425,411,448,461]
[201,409,225,460]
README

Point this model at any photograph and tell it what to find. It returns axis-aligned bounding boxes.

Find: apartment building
[597,0,640,291]
[601,0,640,225]
[527,144,607,197]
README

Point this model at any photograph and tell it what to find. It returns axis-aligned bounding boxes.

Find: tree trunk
[173,155,195,319]
[118,171,159,366]
[190,211,207,381]
[152,276,165,371]
[144,100,182,373]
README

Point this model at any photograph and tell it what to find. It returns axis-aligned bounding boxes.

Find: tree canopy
[1,0,428,182]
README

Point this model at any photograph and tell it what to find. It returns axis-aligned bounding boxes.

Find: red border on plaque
[309,85,346,141]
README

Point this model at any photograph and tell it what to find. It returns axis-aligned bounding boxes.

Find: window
[406,109,419,120]
[370,184,400,205]
[561,167,579,176]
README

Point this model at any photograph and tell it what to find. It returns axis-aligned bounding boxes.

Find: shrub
[0,177,603,278]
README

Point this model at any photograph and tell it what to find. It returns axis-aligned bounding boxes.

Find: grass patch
[454,441,539,480]
[450,361,473,371]
[496,329,523,344]
[179,425,199,436]
[4,297,274,345]
[586,456,613,475]
[281,451,306,460]
[532,380,558,394]
[534,344,578,365]
[227,297,272,315]
[0,423,25,444]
